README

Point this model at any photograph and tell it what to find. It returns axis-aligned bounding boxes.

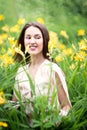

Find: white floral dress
[14,59,71,114]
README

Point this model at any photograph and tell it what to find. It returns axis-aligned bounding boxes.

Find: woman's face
[24,26,43,56]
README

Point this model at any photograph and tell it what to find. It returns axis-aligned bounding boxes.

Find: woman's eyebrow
[26,34,41,36]
[25,34,30,36]
[34,34,42,36]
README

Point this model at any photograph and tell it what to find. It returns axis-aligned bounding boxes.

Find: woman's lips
[29,46,38,51]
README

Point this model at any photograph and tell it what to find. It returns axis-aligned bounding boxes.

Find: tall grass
[0,0,87,129]
[0,51,87,130]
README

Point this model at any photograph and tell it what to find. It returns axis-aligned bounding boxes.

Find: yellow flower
[0,38,3,45]
[77,29,85,36]
[55,55,63,62]
[17,18,26,25]
[0,33,8,45]
[7,48,15,56]
[1,25,9,32]
[0,14,4,21]
[14,45,24,58]
[36,17,44,24]
[0,91,4,96]
[0,54,14,67]
[74,51,87,62]
[60,30,69,39]
[58,43,66,50]
[8,37,15,44]
[70,64,76,70]
[48,31,59,53]
[63,48,72,55]
[0,91,6,104]
[78,39,87,51]
[0,33,8,40]
[10,24,20,33]
[0,96,6,104]
[25,44,29,53]
[0,122,8,127]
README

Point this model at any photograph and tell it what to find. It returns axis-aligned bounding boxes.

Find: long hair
[15,22,50,63]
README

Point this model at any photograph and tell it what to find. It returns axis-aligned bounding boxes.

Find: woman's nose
[30,37,35,43]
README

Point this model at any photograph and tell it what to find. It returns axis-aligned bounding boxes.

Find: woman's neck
[30,54,46,66]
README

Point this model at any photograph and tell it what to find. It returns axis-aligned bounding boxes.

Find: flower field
[0,15,87,130]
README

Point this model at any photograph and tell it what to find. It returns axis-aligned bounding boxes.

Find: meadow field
[0,0,87,130]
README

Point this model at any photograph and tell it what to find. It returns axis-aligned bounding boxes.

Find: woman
[13,22,71,119]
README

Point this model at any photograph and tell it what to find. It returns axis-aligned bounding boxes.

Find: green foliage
[64,0,87,17]
[0,0,87,34]
[0,0,18,25]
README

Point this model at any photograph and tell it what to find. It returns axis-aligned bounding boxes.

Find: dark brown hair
[15,22,50,63]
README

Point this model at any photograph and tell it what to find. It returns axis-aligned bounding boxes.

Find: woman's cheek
[24,39,30,45]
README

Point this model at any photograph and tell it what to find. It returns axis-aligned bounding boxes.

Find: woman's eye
[35,35,41,39]
[26,36,31,39]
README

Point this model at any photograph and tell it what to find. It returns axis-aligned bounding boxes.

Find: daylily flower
[77,29,85,36]
[0,121,8,127]
[60,30,69,39]
[0,91,6,104]
[17,18,26,25]
[0,14,4,21]
[36,17,44,24]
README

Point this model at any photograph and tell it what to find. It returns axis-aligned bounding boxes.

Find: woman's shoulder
[45,60,60,69]
[52,62,60,70]
[51,61,65,77]
[16,64,29,74]
[43,59,59,68]
[43,60,63,73]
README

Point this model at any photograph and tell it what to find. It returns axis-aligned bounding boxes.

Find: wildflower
[14,45,25,58]
[0,38,3,45]
[8,37,15,44]
[1,25,9,32]
[0,54,14,67]
[60,30,69,39]
[77,29,85,36]
[17,18,26,25]
[63,48,72,56]
[0,96,6,104]
[0,33,8,40]
[0,91,4,96]
[48,31,59,53]
[0,122,8,127]
[0,14,4,21]
[55,55,63,62]
[74,51,87,62]
[7,48,15,56]
[25,44,29,53]
[0,91,6,104]
[36,17,44,24]
[78,39,87,51]
[58,43,66,50]
[10,24,20,33]
[70,64,76,70]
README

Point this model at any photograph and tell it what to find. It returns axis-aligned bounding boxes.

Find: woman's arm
[55,72,71,116]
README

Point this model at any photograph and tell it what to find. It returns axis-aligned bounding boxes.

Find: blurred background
[0,0,87,36]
